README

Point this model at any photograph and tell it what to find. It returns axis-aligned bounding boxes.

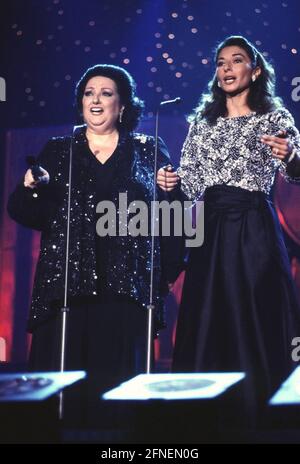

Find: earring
[252,75,256,82]
[119,108,124,123]
[217,81,221,88]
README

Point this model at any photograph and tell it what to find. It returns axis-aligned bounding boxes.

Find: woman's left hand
[157,166,180,192]
[261,130,293,161]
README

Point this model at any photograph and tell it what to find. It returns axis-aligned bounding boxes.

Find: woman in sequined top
[158,36,300,423]
[8,64,181,425]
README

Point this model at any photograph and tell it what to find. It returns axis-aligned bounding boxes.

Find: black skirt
[173,185,300,405]
[29,292,148,426]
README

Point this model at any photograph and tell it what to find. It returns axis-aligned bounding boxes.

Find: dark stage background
[0,0,299,365]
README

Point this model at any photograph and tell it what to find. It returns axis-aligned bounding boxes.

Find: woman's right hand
[24,167,50,189]
[157,166,180,192]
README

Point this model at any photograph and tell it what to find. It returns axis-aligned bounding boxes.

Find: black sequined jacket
[8,127,184,332]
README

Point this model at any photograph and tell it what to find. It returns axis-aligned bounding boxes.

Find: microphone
[276,127,297,138]
[26,156,45,181]
[160,97,181,106]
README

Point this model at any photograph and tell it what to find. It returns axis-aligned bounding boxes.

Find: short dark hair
[189,35,283,124]
[75,64,144,131]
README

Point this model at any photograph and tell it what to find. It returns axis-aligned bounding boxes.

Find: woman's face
[216,45,257,95]
[82,76,123,132]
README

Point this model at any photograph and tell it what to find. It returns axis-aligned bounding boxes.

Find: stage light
[0,371,86,402]
[103,372,245,401]
[269,367,300,405]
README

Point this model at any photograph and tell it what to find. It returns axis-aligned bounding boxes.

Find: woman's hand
[24,167,50,189]
[261,130,293,162]
[157,165,180,192]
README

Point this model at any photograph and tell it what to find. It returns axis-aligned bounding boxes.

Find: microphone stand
[58,125,80,419]
[146,98,181,374]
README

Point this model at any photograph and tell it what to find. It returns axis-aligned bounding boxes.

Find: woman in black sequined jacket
[8,127,175,331]
[7,66,183,418]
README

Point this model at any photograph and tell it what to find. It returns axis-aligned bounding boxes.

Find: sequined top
[7,127,178,331]
[178,107,300,200]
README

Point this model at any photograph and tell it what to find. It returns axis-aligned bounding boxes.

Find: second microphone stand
[146,97,180,374]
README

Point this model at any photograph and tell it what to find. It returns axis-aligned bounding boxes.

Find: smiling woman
[81,76,123,163]
[7,64,183,426]
[75,65,138,164]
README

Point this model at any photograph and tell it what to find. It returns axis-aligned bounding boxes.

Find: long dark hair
[75,64,144,131]
[189,35,283,125]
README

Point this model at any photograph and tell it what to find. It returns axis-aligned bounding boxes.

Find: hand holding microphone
[24,156,50,189]
[261,129,295,162]
[157,164,180,192]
